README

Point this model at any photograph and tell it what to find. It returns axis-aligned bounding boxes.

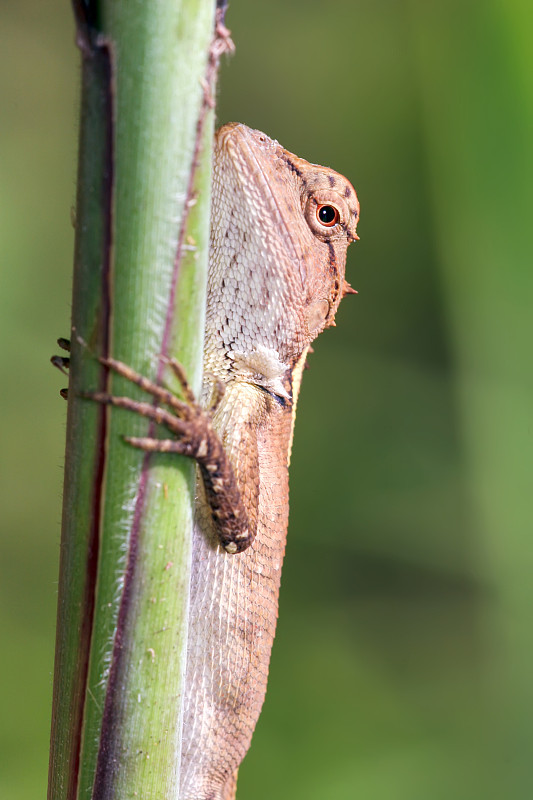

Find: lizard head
[291,159,360,336]
[209,123,359,390]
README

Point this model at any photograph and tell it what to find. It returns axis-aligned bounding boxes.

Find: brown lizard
[88,123,360,799]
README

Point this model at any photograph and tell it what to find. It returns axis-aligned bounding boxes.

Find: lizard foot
[85,356,254,554]
[86,356,211,459]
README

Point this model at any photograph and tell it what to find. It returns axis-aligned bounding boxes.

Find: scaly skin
[183,124,359,799]
[90,124,360,799]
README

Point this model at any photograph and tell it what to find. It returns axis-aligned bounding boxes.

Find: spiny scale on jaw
[343,280,358,296]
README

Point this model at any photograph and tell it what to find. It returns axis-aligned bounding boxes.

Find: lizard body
[182,125,358,798]
[91,123,359,799]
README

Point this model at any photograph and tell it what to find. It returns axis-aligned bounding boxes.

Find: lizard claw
[51,355,70,375]
[52,337,72,396]
[51,337,72,375]
[86,355,255,554]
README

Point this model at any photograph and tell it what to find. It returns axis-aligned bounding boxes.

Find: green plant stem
[48,2,220,797]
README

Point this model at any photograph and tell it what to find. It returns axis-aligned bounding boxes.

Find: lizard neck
[287,345,309,466]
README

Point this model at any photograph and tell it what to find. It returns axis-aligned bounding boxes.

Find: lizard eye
[316,204,339,227]
[304,191,348,239]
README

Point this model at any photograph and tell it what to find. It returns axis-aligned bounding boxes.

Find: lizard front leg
[87,357,257,554]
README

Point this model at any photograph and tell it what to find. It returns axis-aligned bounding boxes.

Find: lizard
[85,122,360,799]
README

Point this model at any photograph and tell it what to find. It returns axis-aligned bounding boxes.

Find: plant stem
[48,2,226,797]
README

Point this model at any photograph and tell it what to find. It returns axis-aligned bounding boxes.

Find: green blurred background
[1,1,531,797]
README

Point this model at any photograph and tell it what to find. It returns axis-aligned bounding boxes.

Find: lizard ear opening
[306,299,331,335]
